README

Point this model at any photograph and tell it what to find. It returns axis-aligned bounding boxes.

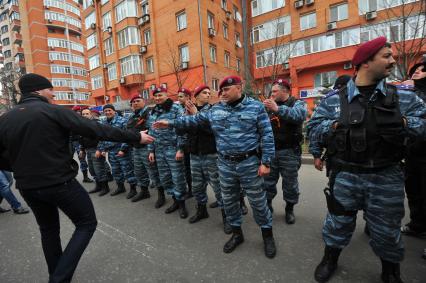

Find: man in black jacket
[0,73,154,283]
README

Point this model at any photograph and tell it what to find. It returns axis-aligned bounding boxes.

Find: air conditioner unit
[235,40,242,48]
[343,62,352,70]
[294,0,304,9]
[365,11,377,21]
[49,46,55,50]
[306,0,314,6]
[327,21,337,30]
[90,23,96,29]
[150,84,156,90]
[225,11,232,20]
[44,5,50,9]
[180,61,188,70]
[120,77,125,84]
[282,62,289,69]
[48,19,53,23]
[140,45,147,54]
[138,17,145,26]
[208,28,216,37]
[106,26,112,33]
[103,63,108,69]
[142,14,150,23]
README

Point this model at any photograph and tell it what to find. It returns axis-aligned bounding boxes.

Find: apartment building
[249,0,426,113]
[82,0,245,107]
[0,0,91,107]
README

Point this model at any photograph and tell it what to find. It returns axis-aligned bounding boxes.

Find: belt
[221,149,258,162]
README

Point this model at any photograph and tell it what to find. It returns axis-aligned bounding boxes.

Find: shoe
[131,187,150,202]
[165,197,179,214]
[110,182,126,196]
[82,170,94,183]
[189,203,209,223]
[98,181,110,196]
[364,224,370,237]
[223,226,244,253]
[0,206,10,213]
[261,228,276,258]
[107,172,114,182]
[155,187,166,208]
[285,203,295,224]
[126,184,137,199]
[267,199,274,214]
[380,258,403,283]
[240,195,248,215]
[221,209,232,234]
[178,200,188,219]
[88,182,102,194]
[13,207,30,214]
[209,201,219,208]
[400,224,426,238]
[314,246,342,282]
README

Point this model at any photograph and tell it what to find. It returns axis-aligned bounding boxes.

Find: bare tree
[163,39,190,91]
[0,63,24,110]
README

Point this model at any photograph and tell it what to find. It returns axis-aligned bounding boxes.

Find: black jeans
[20,179,97,283]
[405,157,426,231]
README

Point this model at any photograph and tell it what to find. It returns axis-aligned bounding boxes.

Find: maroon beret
[352,36,388,66]
[91,109,100,115]
[193,85,210,97]
[130,94,143,103]
[272,78,291,90]
[178,87,192,97]
[152,86,167,95]
[72,105,82,111]
[219,76,242,90]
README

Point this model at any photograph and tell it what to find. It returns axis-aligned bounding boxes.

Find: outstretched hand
[140,130,155,144]
[152,120,169,129]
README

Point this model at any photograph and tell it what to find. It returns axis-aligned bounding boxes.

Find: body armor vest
[188,104,217,155]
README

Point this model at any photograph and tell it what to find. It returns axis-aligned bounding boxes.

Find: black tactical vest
[328,84,406,170]
[127,108,149,148]
[270,96,303,149]
[188,104,217,155]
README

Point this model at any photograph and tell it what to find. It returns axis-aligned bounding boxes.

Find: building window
[179,44,189,63]
[43,0,81,16]
[3,50,11,58]
[224,51,230,67]
[141,0,149,15]
[118,26,140,49]
[2,38,10,46]
[252,16,291,43]
[107,63,117,81]
[236,58,241,72]
[209,45,217,63]
[176,10,187,31]
[300,12,316,31]
[223,23,228,39]
[51,65,88,76]
[146,57,154,73]
[207,12,215,29]
[48,38,84,52]
[9,11,20,21]
[104,37,114,56]
[51,78,88,89]
[221,0,227,9]
[330,3,348,22]
[1,25,8,34]
[45,11,81,28]
[212,78,219,91]
[88,54,100,70]
[233,5,239,20]
[115,95,122,102]
[120,55,143,76]
[85,12,96,30]
[49,52,85,64]
[314,71,337,88]
[115,0,138,23]
[143,29,151,44]
[86,33,97,50]
[251,0,285,17]
[54,91,89,101]
[256,44,290,68]
[91,75,103,90]
[102,12,112,29]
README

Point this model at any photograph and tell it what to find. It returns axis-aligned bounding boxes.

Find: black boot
[209,201,219,208]
[165,197,179,214]
[110,182,126,196]
[267,199,274,214]
[364,223,370,237]
[184,186,193,200]
[88,182,102,194]
[314,246,342,283]
[155,187,165,208]
[189,203,209,223]
[285,202,296,224]
[132,186,150,202]
[223,226,244,253]
[98,181,110,196]
[261,228,276,258]
[380,259,403,283]
[107,171,114,182]
[82,170,94,183]
[221,209,232,234]
[126,184,137,199]
[240,194,248,215]
[178,200,188,219]
[0,206,10,213]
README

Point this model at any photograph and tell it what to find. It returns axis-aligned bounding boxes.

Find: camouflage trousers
[155,146,186,201]
[264,148,301,204]
[90,149,109,182]
[132,147,161,188]
[323,165,405,263]
[73,141,88,172]
[218,155,272,228]
[190,153,222,207]
[108,148,137,185]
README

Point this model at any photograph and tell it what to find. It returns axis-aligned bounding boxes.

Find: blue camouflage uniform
[307,79,426,263]
[98,114,136,185]
[171,95,275,228]
[147,99,187,201]
[264,97,307,205]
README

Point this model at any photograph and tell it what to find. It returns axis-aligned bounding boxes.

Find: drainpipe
[241,0,250,83]
[197,0,207,84]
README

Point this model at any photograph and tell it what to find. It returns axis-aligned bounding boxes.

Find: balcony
[10,19,21,32]
[46,20,82,35]
[122,74,145,86]
[13,32,22,45]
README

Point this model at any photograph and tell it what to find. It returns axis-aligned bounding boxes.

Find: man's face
[153,92,168,105]
[412,65,426,80]
[131,98,145,111]
[37,88,55,104]
[103,108,116,119]
[196,89,211,105]
[220,84,241,103]
[81,109,92,119]
[366,46,396,81]
[177,93,189,105]
[270,84,289,102]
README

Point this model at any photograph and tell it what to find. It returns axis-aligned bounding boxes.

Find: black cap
[103,104,115,111]
[18,73,53,94]
[333,75,352,90]
[408,60,426,78]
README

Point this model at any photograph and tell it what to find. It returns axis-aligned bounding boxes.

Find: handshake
[140,130,155,144]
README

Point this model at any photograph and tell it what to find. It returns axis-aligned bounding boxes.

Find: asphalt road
[0,164,425,282]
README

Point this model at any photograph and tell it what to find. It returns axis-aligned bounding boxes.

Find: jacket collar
[18,93,49,104]
[347,79,387,103]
